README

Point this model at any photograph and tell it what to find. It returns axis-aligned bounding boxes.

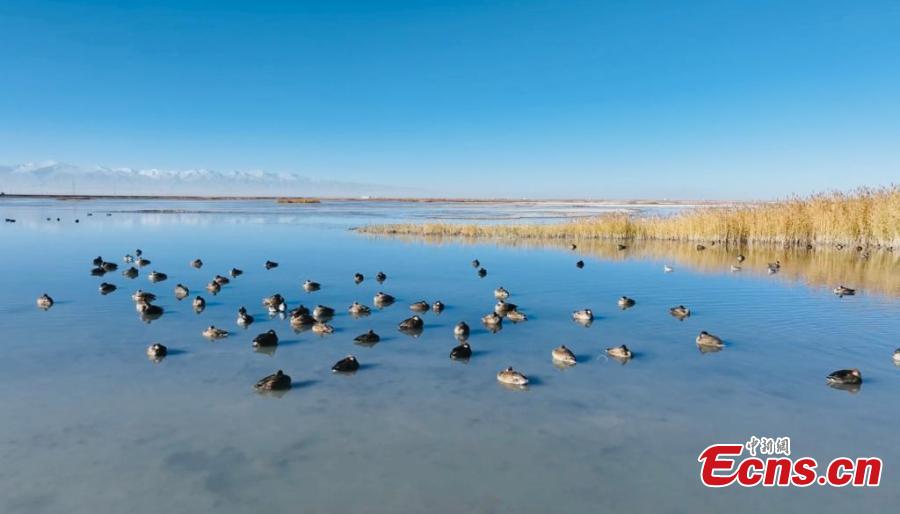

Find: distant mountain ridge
[0,161,412,197]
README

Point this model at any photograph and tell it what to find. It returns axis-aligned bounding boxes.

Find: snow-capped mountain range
[0,161,410,197]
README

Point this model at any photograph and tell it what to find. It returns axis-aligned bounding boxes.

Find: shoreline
[0,193,738,205]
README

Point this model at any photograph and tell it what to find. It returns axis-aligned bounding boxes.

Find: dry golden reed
[358,187,899,248]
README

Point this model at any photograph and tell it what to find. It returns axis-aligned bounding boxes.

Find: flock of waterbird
[31,239,892,393]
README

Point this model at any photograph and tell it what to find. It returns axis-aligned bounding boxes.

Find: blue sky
[1,0,898,199]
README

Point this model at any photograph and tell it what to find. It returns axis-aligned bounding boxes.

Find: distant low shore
[0,193,733,205]
[358,187,899,248]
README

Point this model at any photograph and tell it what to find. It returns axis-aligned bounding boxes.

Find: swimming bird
[669,305,691,319]
[265,260,278,270]
[36,293,54,309]
[481,312,503,326]
[148,271,167,283]
[551,345,576,365]
[576,260,584,269]
[313,305,335,319]
[767,260,781,273]
[203,326,229,339]
[354,330,380,345]
[471,259,480,268]
[494,300,517,316]
[617,296,636,309]
[90,266,106,276]
[191,259,203,269]
[348,302,371,316]
[312,322,335,334]
[137,301,163,318]
[826,369,862,385]
[696,244,706,251]
[373,292,395,306]
[663,265,674,273]
[477,267,487,278]
[206,281,221,294]
[289,311,315,327]
[332,355,360,373]
[570,243,577,250]
[229,268,243,278]
[617,244,627,251]
[122,267,139,278]
[730,265,742,272]
[214,275,230,285]
[99,282,117,295]
[263,294,287,313]
[146,343,167,358]
[236,306,254,326]
[606,344,633,360]
[254,370,291,391]
[409,300,429,312]
[174,284,189,299]
[833,285,856,297]
[135,249,142,257]
[193,296,206,312]
[131,290,156,303]
[123,254,133,263]
[92,256,104,266]
[696,331,723,348]
[572,309,593,322]
[506,310,527,322]
[892,349,900,363]
[303,280,320,292]
[494,286,510,299]
[454,321,470,339]
[496,367,528,386]
[135,258,151,267]
[101,261,118,272]
[252,329,279,347]
[736,254,746,262]
[432,301,445,313]
[398,315,424,331]
[450,342,472,360]
[354,273,364,284]
[375,271,387,283]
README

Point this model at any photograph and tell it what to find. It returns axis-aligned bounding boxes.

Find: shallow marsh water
[0,199,898,514]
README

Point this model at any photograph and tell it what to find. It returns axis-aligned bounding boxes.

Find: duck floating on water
[833,285,856,297]
[494,286,510,299]
[497,367,528,386]
[374,292,395,306]
[263,294,286,313]
[36,293,54,309]
[669,305,691,319]
[398,315,424,331]
[252,329,279,347]
[572,309,593,322]
[191,259,203,269]
[736,254,746,262]
[606,344,633,360]
[354,330,380,345]
[730,265,742,272]
[135,257,151,267]
[617,296,636,309]
[551,345,576,365]
[663,265,674,273]
[146,343,167,358]
[148,271,167,283]
[332,355,360,373]
[203,326,229,339]
[454,321,470,339]
[471,259,480,268]
[477,267,487,278]
[481,312,503,326]
[132,290,156,303]
[254,370,291,391]
[206,281,221,294]
[193,296,206,312]
[137,301,163,319]
[450,342,472,360]
[174,284,189,299]
[229,268,243,278]
[494,300,517,316]
[303,280,320,292]
[122,267,138,278]
[236,306,253,326]
[576,260,584,269]
[214,275,230,285]
[409,300,429,312]
[375,271,387,283]
[313,305,335,319]
[99,282,117,295]
[432,301,445,313]
[826,368,862,385]
[312,322,334,334]
[348,302,371,316]
[265,260,278,270]
[354,273,364,284]
[506,310,527,322]
[696,331,723,348]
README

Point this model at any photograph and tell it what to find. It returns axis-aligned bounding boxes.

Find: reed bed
[276,197,321,204]
[358,187,900,248]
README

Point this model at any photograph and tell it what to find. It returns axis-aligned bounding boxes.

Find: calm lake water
[1,198,898,514]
